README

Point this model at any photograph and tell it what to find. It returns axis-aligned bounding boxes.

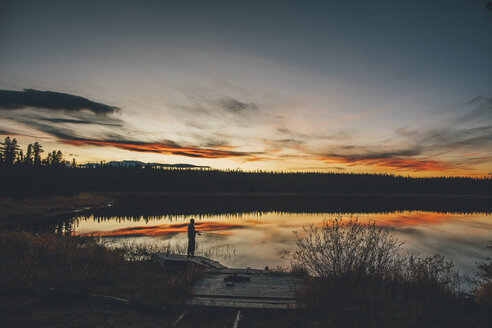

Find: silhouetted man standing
[187,219,198,257]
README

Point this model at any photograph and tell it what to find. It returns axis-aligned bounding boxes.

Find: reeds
[0,230,201,304]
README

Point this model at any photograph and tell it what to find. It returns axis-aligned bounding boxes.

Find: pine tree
[32,142,43,166]
[17,149,24,164]
[0,137,20,166]
[25,144,33,165]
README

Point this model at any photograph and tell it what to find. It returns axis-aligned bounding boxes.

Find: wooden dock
[187,268,302,309]
[152,253,228,269]
[153,254,304,309]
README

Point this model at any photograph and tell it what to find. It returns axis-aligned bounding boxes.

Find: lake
[61,194,492,282]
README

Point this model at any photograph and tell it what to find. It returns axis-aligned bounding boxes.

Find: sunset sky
[1,0,491,176]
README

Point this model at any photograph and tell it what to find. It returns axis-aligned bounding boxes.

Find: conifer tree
[25,144,33,165]
[32,142,43,166]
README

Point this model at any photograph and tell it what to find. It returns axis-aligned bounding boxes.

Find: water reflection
[71,210,492,280]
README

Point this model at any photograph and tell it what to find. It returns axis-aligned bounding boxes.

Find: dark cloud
[319,154,450,171]
[199,138,231,148]
[321,146,422,161]
[0,89,120,115]
[313,99,492,172]
[2,101,258,159]
[14,119,83,141]
[460,96,492,122]
[40,117,122,126]
[220,98,258,113]
[14,117,257,159]
[0,129,14,135]
[421,126,492,151]
[275,138,305,145]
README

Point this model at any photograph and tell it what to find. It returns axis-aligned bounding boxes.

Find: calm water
[71,209,492,279]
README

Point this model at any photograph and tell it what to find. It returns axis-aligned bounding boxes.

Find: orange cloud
[77,221,246,237]
[320,156,451,172]
[63,139,254,159]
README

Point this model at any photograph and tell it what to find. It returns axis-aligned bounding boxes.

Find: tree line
[0,137,491,197]
[0,137,75,168]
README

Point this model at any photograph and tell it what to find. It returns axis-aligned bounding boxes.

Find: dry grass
[0,193,112,223]
[1,293,171,328]
[0,230,201,305]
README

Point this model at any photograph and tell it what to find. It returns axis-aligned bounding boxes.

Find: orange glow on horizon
[63,139,254,159]
[320,156,451,172]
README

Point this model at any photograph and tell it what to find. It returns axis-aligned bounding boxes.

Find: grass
[1,211,491,327]
[102,238,239,266]
[1,293,172,328]
[0,193,112,223]
[0,230,202,305]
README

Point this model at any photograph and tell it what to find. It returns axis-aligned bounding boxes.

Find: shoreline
[1,191,491,225]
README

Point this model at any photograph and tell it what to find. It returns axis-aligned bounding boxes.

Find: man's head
[190,218,195,224]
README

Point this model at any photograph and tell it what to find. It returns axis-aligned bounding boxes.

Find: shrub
[291,217,404,279]
[474,241,492,305]
[290,218,468,326]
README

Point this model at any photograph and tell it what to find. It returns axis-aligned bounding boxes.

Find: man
[187,219,198,257]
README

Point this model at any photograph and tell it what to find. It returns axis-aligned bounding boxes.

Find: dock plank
[152,253,227,269]
[154,254,305,309]
[188,270,303,309]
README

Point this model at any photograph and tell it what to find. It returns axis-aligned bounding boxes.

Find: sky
[1,0,491,176]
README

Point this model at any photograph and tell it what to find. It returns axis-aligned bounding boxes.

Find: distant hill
[79,160,210,169]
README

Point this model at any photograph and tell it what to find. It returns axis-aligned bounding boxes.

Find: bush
[291,217,404,279]
[292,218,459,286]
[290,218,469,326]
[474,241,492,304]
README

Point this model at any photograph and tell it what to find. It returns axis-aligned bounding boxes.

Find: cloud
[39,117,123,126]
[219,98,258,113]
[314,122,492,172]
[0,129,14,135]
[319,154,450,171]
[314,143,454,171]
[63,137,258,159]
[0,89,120,115]
[312,98,492,173]
[460,96,492,122]
[1,95,259,160]
[421,126,492,151]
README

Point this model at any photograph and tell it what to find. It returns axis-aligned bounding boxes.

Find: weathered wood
[187,269,303,309]
[193,272,301,299]
[152,253,227,269]
[154,254,304,309]
[171,310,186,327]
[188,296,299,309]
[232,310,241,328]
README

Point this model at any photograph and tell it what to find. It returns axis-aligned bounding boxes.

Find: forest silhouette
[1,137,491,198]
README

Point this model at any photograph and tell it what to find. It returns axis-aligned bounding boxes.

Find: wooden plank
[186,296,299,309]
[152,255,305,309]
[152,254,227,269]
[188,269,304,309]
[171,311,186,327]
[232,310,241,328]
[192,272,302,300]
